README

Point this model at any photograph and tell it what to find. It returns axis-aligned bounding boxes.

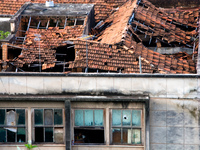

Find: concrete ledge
[0,72,199,78]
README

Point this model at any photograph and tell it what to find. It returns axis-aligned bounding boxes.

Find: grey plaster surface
[22,3,94,17]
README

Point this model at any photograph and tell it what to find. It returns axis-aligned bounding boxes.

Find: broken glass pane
[17,128,26,142]
[6,110,16,126]
[54,109,63,125]
[122,110,131,126]
[45,127,53,142]
[132,129,141,144]
[94,110,103,126]
[35,127,44,142]
[34,109,43,125]
[122,128,132,144]
[0,128,6,142]
[44,109,53,125]
[0,109,5,125]
[7,129,15,142]
[16,109,25,125]
[112,110,121,126]
[85,109,93,126]
[54,128,64,143]
[75,110,83,126]
[112,128,121,143]
[132,110,141,126]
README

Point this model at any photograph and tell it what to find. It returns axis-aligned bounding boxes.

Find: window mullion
[83,110,85,126]
[121,110,122,143]
[43,109,45,142]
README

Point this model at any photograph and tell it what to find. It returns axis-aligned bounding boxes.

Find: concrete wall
[0,73,199,99]
[150,98,200,150]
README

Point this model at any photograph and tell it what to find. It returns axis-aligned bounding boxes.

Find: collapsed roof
[1,0,199,74]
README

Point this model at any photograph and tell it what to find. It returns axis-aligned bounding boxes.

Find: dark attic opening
[50,44,75,72]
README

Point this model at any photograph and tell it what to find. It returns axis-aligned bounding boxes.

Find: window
[74,109,104,144]
[0,109,26,143]
[111,109,142,144]
[33,109,64,143]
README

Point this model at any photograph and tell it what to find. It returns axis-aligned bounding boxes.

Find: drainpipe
[139,56,142,73]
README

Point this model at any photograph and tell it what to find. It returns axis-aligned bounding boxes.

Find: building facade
[0,73,199,150]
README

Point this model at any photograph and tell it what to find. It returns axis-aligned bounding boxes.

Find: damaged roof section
[6,3,95,71]
[69,0,197,74]
[1,0,199,74]
[70,39,196,74]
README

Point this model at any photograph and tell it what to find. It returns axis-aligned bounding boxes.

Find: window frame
[73,108,105,145]
[0,108,27,144]
[32,108,65,144]
[110,108,144,145]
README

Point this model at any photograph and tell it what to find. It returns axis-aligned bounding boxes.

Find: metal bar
[22,35,27,45]
[46,20,50,30]
[5,44,28,50]
[74,18,77,26]
[64,18,68,29]
[37,21,41,29]
[56,20,59,27]
[27,16,31,31]
[17,30,26,33]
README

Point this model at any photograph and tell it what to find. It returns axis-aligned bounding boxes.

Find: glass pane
[17,128,26,142]
[6,110,16,126]
[112,128,121,143]
[35,127,44,142]
[7,130,15,142]
[54,109,63,125]
[0,128,6,142]
[0,109,5,125]
[94,110,103,126]
[16,109,25,125]
[112,110,121,126]
[54,128,64,143]
[75,110,83,126]
[45,127,53,142]
[122,128,132,144]
[122,110,131,126]
[44,109,53,125]
[34,109,43,125]
[132,110,141,126]
[132,129,141,144]
[85,110,93,126]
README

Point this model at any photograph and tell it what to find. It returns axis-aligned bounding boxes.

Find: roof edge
[0,72,199,78]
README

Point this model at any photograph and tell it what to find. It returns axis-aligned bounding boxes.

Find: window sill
[0,144,65,147]
[72,145,144,148]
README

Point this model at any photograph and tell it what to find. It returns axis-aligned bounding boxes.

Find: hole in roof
[104,62,107,65]
[109,55,112,58]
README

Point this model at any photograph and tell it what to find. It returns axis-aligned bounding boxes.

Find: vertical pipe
[85,40,88,73]
[39,40,41,72]
[139,56,142,73]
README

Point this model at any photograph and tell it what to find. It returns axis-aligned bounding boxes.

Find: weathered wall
[150,98,200,150]
[0,73,199,99]
[149,0,200,8]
